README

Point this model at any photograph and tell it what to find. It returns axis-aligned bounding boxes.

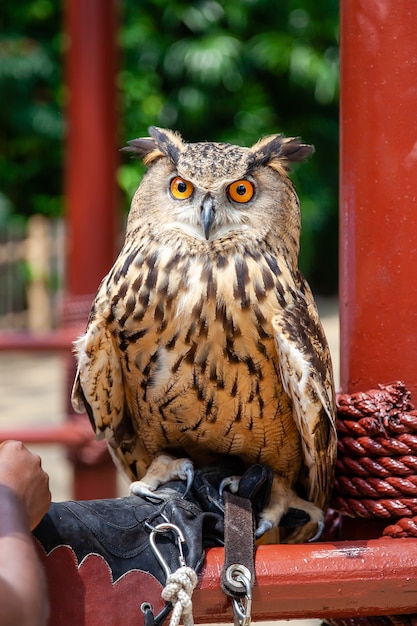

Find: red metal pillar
[65,0,119,295]
[64,0,119,498]
[340,1,417,398]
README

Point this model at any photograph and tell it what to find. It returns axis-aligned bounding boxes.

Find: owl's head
[124,127,314,249]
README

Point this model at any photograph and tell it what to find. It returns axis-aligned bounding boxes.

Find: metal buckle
[225,564,252,626]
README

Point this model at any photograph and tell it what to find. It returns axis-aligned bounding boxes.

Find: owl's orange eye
[228,180,254,203]
[170,177,194,200]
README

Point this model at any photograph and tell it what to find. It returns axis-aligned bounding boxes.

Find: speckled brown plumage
[72,127,337,542]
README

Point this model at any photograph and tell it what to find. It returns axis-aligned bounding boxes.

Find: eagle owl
[72,126,336,542]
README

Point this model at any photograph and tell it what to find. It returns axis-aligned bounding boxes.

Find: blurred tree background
[0,0,339,294]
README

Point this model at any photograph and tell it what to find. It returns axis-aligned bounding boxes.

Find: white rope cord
[161,565,198,626]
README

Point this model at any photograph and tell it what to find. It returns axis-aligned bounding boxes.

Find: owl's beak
[201,194,215,240]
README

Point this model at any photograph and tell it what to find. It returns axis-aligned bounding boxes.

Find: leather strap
[220,491,255,598]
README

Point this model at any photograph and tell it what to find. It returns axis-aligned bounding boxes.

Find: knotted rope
[161,566,198,626]
[325,381,417,626]
[324,618,416,626]
[333,381,417,537]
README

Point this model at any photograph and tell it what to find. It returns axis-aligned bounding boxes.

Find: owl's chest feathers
[105,240,295,459]
[109,239,284,380]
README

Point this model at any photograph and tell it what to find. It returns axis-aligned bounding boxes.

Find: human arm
[0,440,51,626]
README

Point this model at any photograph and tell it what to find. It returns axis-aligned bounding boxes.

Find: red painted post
[65,0,119,296]
[339,1,417,398]
[63,0,119,498]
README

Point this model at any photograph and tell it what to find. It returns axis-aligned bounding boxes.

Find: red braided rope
[333,381,417,537]
[336,475,417,498]
[338,433,417,457]
[324,618,405,626]
[383,517,417,538]
[324,617,417,626]
[327,382,417,624]
[333,495,417,519]
[336,455,417,478]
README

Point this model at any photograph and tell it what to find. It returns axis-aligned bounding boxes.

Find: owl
[72,126,336,542]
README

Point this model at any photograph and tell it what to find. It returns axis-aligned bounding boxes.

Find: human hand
[0,440,51,530]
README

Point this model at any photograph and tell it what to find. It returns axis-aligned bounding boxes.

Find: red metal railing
[36,538,417,623]
[0,332,117,500]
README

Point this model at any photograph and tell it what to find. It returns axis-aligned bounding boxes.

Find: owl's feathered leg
[130,453,194,498]
[256,475,324,542]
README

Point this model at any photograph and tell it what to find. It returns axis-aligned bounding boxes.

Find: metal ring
[225,564,252,595]
[140,602,153,614]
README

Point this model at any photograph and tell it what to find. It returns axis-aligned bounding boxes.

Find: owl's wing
[71,316,148,481]
[272,281,337,510]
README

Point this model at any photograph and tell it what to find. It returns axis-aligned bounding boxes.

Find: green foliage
[1,0,339,292]
[0,1,64,222]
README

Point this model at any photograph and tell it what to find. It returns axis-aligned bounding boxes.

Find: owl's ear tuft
[122,127,185,167]
[121,137,163,166]
[148,127,184,165]
[250,134,315,173]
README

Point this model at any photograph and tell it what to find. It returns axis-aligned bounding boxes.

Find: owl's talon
[255,518,274,539]
[179,460,194,496]
[308,519,325,543]
[129,455,194,499]
[130,481,157,499]
[219,476,241,498]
